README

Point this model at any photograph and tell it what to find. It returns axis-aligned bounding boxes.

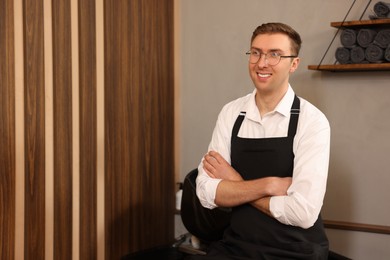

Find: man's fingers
[203,165,216,178]
[203,159,216,175]
[204,153,219,167]
[207,151,226,165]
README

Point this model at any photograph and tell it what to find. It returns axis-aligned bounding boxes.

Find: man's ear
[289,57,300,73]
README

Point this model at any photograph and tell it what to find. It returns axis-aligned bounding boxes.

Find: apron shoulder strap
[288,95,300,138]
[231,112,246,137]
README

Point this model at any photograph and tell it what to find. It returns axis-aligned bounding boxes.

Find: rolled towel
[385,45,390,62]
[340,29,357,48]
[335,47,350,64]
[357,29,377,47]
[373,1,390,18]
[365,44,384,63]
[350,46,366,63]
[374,29,390,48]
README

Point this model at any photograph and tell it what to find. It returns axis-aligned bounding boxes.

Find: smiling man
[191,23,331,259]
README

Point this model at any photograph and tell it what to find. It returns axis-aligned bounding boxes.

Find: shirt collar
[245,85,295,121]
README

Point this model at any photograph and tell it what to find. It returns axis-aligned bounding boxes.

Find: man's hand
[268,176,292,196]
[203,151,243,181]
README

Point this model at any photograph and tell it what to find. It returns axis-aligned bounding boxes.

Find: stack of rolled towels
[370,1,390,19]
[335,1,390,64]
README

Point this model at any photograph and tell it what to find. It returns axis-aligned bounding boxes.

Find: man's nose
[257,54,268,67]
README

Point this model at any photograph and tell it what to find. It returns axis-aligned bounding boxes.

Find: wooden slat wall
[0,0,174,259]
[0,0,15,259]
[78,0,97,259]
[104,1,174,258]
[52,1,73,259]
[23,0,46,259]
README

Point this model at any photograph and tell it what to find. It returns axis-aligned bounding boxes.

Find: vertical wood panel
[23,0,46,258]
[79,0,97,259]
[104,1,132,258]
[95,0,105,258]
[52,1,73,259]
[0,0,15,259]
[14,0,26,258]
[43,0,54,258]
[104,0,175,258]
[136,0,175,248]
[71,0,80,258]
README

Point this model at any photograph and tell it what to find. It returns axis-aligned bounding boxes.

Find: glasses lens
[248,52,258,64]
[266,53,280,66]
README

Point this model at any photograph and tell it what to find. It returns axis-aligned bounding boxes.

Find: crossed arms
[202,150,291,217]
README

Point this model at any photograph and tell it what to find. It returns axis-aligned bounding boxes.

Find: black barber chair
[180,168,231,243]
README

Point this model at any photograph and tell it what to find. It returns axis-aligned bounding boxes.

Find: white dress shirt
[196,85,330,229]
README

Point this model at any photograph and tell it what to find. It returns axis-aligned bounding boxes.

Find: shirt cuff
[198,178,222,209]
[269,195,288,225]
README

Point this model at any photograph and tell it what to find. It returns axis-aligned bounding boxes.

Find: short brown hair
[251,23,302,55]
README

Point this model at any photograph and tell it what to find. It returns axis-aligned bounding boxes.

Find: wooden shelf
[308,19,390,72]
[308,63,390,72]
[331,18,390,28]
[324,219,390,235]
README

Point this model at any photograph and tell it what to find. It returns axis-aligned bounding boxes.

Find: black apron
[201,96,329,260]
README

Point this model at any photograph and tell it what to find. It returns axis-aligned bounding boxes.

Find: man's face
[248,33,300,95]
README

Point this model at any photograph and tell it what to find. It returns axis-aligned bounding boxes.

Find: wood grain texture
[104,0,175,258]
[104,1,132,257]
[0,0,15,259]
[308,63,390,72]
[52,1,73,259]
[331,18,390,28]
[23,0,46,258]
[324,219,390,235]
[78,0,98,259]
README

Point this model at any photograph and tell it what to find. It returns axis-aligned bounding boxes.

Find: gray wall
[177,0,390,259]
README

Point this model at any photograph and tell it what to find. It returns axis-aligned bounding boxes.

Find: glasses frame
[245,51,298,66]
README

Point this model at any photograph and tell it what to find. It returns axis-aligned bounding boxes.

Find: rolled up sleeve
[195,165,222,209]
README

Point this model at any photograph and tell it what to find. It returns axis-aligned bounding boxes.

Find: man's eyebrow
[250,47,284,53]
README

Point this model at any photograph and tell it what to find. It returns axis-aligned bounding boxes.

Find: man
[193,23,330,259]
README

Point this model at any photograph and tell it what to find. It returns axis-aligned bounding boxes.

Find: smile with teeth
[257,73,271,78]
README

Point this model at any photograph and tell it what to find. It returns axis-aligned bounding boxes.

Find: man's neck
[255,87,288,117]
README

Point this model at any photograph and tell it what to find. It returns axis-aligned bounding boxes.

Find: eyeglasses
[245,50,298,66]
